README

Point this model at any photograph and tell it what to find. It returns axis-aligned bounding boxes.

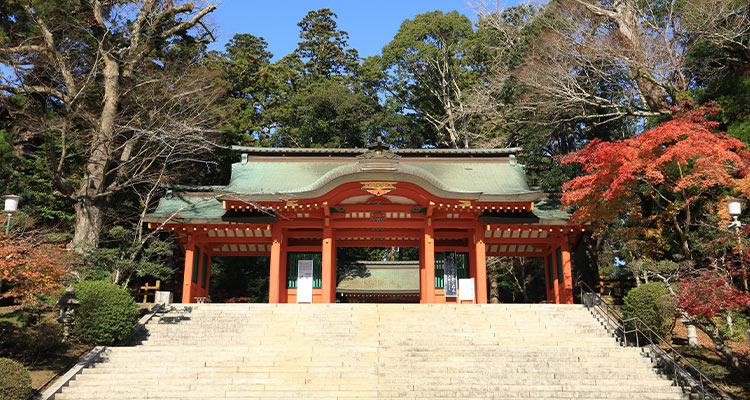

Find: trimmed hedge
[72,280,139,345]
[0,358,32,400]
[622,282,676,339]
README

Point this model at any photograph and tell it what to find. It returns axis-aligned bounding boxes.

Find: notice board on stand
[297,260,313,303]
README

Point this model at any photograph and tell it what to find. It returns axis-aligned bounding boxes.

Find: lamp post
[727,198,746,292]
[3,195,20,235]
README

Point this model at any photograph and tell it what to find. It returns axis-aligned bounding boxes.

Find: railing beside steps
[578,281,733,400]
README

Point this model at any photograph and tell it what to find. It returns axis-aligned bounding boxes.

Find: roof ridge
[230,145,523,157]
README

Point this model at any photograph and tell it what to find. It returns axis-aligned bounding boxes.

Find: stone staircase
[54,304,686,399]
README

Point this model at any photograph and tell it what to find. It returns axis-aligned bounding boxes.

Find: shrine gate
[144,141,584,304]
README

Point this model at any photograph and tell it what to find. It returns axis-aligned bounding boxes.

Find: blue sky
[206,0,522,59]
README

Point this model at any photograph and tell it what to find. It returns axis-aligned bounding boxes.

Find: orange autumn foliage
[562,105,749,224]
[0,233,74,305]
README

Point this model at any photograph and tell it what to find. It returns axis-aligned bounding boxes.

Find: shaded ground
[0,304,151,394]
[670,320,750,399]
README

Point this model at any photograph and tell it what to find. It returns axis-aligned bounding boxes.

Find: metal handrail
[578,281,733,400]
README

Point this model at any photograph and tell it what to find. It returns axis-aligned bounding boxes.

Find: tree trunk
[489,265,500,303]
[697,320,747,374]
[71,52,120,251]
[72,197,105,251]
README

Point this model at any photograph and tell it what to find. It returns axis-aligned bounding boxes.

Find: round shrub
[72,280,139,345]
[622,282,676,339]
[0,358,32,400]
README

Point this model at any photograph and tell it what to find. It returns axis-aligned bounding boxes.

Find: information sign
[444,250,458,297]
[459,278,475,303]
[297,260,313,303]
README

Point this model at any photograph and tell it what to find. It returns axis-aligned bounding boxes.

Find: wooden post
[182,237,195,304]
[474,228,488,304]
[321,227,336,303]
[419,235,427,304]
[423,226,435,303]
[269,224,283,303]
[543,253,553,302]
[204,251,212,299]
[561,240,574,304]
[552,246,561,304]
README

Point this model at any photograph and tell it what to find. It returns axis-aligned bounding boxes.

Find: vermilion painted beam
[331,219,426,229]
[158,223,273,232]
[334,229,422,239]
[336,240,420,248]
[334,204,422,213]
[434,231,472,239]
[486,252,548,257]
[432,220,476,229]
[206,251,270,257]
[203,237,273,244]
[483,236,563,244]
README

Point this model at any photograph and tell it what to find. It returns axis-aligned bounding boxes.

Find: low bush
[622,281,676,339]
[0,358,32,400]
[73,280,139,345]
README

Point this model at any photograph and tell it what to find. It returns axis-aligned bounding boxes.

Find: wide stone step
[54,304,686,400]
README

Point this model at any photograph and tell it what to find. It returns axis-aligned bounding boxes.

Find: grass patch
[674,345,750,399]
[0,305,92,392]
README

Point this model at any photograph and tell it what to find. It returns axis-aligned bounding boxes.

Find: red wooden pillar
[423,226,435,303]
[419,240,427,303]
[181,237,196,303]
[552,248,561,304]
[474,227,488,304]
[543,253,554,302]
[269,224,283,303]
[321,227,336,303]
[196,246,205,298]
[560,241,574,304]
[204,252,212,299]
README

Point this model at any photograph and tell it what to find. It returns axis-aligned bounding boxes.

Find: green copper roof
[532,199,573,223]
[337,262,420,293]
[221,157,541,201]
[144,193,224,224]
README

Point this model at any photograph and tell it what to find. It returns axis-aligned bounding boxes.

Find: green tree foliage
[0,358,31,400]
[375,11,487,148]
[295,8,360,80]
[73,280,139,345]
[77,226,175,287]
[622,282,676,339]
[271,80,377,148]
[0,0,220,249]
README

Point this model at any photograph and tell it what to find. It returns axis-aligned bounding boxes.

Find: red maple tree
[562,104,750,372]
[0,233,74,305]
[562,104,749,258]
[676,271,750,318]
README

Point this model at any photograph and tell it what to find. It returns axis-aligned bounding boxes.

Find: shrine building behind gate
[144,142,584,304]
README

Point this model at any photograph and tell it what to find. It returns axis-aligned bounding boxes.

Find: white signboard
[297,260,314,303]
[459,278,475,303]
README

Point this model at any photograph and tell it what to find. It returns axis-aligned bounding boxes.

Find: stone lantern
[57,285,81,341]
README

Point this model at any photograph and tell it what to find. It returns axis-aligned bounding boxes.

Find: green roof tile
[145,194,225,223]
[337,262,420,293]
